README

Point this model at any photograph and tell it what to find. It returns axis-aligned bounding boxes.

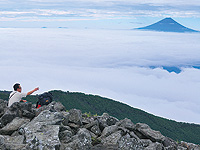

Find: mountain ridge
[136,17,199,33]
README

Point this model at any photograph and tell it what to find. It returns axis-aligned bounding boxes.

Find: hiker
[8,83,39,107]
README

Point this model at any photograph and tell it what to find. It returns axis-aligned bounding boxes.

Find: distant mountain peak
[136,17,199,33]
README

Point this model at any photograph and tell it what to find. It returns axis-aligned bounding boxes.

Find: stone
[91,144,118,150]
[162,137,178,148]
[68,109,82,125]
[118,134,144,150]
[135,123,165,143]
[59,130,73,143]
[0,117,29,135]
[22,110,35,119]
[91,125,101,136]
[62,128,92,150]
[31,110,64,125]
[116,118,135,131]
[0,99,8,118]
[144,142,163,150]
[101,130,122,145]
[23,122,61,150]
[100,125,118,138]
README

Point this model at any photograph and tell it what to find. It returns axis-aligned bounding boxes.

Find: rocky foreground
[0,99,199,150]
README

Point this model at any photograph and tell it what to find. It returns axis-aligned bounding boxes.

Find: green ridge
[1,90,200,144]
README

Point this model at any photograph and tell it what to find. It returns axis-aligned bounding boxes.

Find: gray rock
[68,109,82,125]
[162,137,178,149]
[0,110,18,128]
[59,130,73,143]
[0,135,27,150]
[135,123,165,143]
[97,113,118,131]
[62,128,92,150]
[31,110,64,125]
[179,141,200,150]
[0,99,8,118]
[100,125,118,138]
[101,130,122,145]
[22,110,35,119]
[144,142,163,150]
[0,117,29,135]
[91,125,101,136]
[116,118,135,131]
[62,111,70,126]
[118,134,144,150]
[91,144,118,150]
[23,122,60,150]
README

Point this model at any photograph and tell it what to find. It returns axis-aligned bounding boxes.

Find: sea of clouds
[0,28,200,124]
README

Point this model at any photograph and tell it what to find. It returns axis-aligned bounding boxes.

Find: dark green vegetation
[1,90,200,144]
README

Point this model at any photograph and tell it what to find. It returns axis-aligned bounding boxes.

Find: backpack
[36,92,53,108]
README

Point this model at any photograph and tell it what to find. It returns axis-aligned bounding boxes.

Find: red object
[37,104,41,109]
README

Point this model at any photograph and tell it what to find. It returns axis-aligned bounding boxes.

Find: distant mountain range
[136,17,199,33]
[1,90,200,144]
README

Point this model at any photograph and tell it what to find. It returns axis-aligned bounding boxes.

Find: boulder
[68,109,82,125]
[0,99,8,117]
[144,142,163,150]
[100,125,118,138]
[23,122,60,150]
[134,123,165,143]
[118,134,144,150]
[31,110,64,125]
[101,130,122,145]
[116,118,135,131]
[61,128,92,150]
[0,117,29,135]
[97,113,118,131]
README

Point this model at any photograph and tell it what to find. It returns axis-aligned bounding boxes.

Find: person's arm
[27,87,39,95]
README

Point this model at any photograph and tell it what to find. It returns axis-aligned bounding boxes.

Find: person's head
[13,83,22,92]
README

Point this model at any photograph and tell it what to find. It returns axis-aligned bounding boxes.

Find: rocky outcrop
[0,99,199,150]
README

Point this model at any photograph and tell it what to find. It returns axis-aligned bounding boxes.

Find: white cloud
[0,28,200,123]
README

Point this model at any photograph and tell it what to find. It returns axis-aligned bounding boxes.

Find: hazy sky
[0,0,200,124]
[0,0,199,30]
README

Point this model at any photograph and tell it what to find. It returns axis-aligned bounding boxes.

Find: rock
[0,117,29,135]
[31,110,64,125]
[97,113,118,131]
[100,125,118,138]
[61,111,70,126]
[62,128,92,150]
[91,144,118,150]
[101,130,122,145]
[0,110,18,128]
[0,135,27,150]
[68,109,82,125]
[162,137,178,149]
[91,125,101,136]
[135,123,165,143]
[179,141,200,150]
[22,110,35,119]
[0,102,34,128]
[23,122,61,150]
[0,99,8,118]
[59,130,73,143]
[116,118,135,131]
[144,142,163,150]
[118,134,144,150]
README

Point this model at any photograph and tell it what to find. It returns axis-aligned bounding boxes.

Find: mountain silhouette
[136,17,199,33]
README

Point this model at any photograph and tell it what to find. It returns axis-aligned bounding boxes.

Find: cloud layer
[0,28,200,123]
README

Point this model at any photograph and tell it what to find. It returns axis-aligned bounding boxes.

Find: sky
[0,0,200,30]
[0,0,200,124]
